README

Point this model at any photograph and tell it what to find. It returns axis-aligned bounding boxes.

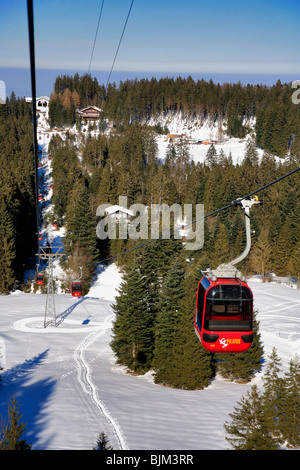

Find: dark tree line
[0,93,37,293]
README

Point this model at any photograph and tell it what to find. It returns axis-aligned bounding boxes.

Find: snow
[151,113,284,166]
[0,266,299,450]
[156,134,259,165]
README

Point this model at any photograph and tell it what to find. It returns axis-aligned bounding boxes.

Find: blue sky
[1,0,300,95]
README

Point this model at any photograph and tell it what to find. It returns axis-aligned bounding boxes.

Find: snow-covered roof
[105,205,134,216]
[80,106,102,113]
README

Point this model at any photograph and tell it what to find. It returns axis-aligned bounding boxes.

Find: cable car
[38,194,43,201]
[71,281,82,297]
[194,196,262,354]
[195,274,253,353]
[53,220,57,229]
[39,233,43,241]
[36,274,44,285]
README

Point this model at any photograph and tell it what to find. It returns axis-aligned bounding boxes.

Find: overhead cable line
[187,164,300,227]
[95,165,300,265]
[27,0,40,251]
[106,0,134,87]
[88,0,105,73]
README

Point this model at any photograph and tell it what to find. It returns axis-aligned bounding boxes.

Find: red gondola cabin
[195,276,253,353]
[71,282,82,297]
[36,274,44,285]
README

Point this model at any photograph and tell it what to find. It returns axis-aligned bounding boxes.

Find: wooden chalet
[78,106,102,120]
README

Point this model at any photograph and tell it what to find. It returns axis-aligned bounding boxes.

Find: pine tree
[0,395,31,450]
[205,144,218,168]
[261,347,284,442]
[0,197,16,295]
[152,258,185,385]
[273,217,297,276]
[111,258,153,373]
[249,228,273,281]
[93,431,113,450]
[243,137,259,166]
[280,354,300,448]
[66,182,98,262]
[167,268,214,389]
[224,384,279,450]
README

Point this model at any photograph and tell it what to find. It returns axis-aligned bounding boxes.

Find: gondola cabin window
[204,284,252,332]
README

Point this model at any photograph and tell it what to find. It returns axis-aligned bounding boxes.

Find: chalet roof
[80,106,102,113]
[105,205,134,216]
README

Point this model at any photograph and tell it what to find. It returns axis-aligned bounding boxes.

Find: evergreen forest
[0,74,300,390]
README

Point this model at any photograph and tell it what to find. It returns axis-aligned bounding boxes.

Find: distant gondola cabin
[71,282,82,297]
[36,274,44,285]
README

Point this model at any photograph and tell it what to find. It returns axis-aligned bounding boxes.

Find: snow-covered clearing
[0,265,299,450]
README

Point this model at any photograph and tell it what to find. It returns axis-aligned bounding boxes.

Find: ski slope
[0,266,299,450]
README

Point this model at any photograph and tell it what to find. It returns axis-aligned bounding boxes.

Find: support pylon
[44,257,56,327]
[38,246,64,328]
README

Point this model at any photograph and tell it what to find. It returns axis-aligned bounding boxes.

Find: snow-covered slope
[0,266,299,450]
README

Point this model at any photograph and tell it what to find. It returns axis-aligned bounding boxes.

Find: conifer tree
[0,204,16,293]
[168,268,214,389]
[66,181,98,262]
[93,431,113,450]
[152,258,185,385]
[243,137,259,166]
[205,144,218,168]
[280,354,300,448]
[249,228,273,281]
[224,384,279,450]
[111,257,153,373]
[0,395,31,450]
[261,347,284,442]
[273,217,297,276]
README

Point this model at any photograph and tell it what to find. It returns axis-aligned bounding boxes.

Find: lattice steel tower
[39,246,64,328]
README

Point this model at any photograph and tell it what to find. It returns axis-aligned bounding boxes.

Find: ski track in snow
[73,313,128,450]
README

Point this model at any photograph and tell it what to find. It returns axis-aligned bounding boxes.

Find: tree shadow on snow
[0,349,57,449]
